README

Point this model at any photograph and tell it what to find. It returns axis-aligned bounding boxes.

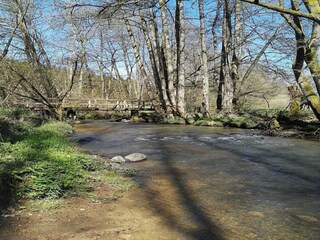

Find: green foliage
[212,114,258,129]
[0,120,101,199]
[194,119,223,127]
[162,116,186,124]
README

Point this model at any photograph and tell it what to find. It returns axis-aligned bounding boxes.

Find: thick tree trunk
[199,0,210,114]
[150,10,171,112]
[159,0,177,113]
[175,0,186,115]
[300,77,320,120]
[305,22,320,95]
[217,0,234,113]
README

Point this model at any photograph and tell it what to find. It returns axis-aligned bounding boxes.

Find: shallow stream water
[73,121,320,240]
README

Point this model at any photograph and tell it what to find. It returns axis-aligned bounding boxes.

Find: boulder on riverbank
[110,156,126,164]
[125,153,147,162]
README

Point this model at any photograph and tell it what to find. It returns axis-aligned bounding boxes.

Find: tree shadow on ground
[0,189,16,237]
[135,140,225,240]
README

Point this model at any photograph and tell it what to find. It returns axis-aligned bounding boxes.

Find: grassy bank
[0,108,135,203]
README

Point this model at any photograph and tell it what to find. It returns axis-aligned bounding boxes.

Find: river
[73,121,320,240]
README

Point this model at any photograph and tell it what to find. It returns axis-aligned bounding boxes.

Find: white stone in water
[110,156,126,164]
[125,153,147,162]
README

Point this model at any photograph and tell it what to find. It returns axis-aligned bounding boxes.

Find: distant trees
[1,0,319,120]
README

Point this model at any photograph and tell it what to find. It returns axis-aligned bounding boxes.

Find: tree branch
[241,0,320,24]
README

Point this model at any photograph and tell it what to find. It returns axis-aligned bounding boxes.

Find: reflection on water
[73,121,320,240]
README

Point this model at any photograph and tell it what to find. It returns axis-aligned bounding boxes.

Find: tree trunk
[217,0,233,113]
[159,0,177,113]
[141,17,167,112]
[198,0,210,114]
[231,0,241,107]
[98,31,106,99]
[150,9,171,112]
[175,0,186,115]
[78,41,86,97]
[305,22,320,95]
[125,18,148,104]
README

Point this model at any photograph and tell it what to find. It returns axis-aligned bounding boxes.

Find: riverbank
[0,108,145,239]
[0,171,179,240]
[76,108,320,140]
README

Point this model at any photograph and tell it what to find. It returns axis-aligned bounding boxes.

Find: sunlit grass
[25,199,66,212]
[88,170,139,192]
[0,119,98,199]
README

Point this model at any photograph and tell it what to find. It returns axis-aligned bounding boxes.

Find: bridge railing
[15,98,155,111]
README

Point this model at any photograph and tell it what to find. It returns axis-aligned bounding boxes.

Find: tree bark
[175,0,186,115]
[231,0,241,107]
[198,0,210,114]
[159,0,177,113]
[150,9,171,111]
[217,0,233,113]
[305,22,320,95]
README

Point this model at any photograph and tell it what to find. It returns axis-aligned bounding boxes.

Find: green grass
[25,199,66,212]
[0,113,105,200]
[0,108,138,203]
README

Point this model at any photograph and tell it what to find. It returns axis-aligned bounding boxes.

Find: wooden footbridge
[24,98,156,117]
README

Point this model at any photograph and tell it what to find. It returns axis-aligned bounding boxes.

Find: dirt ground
[0,181,181,240]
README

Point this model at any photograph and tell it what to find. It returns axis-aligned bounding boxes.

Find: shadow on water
[195,136,320,189]
[241,155,320,187]
[135,140,225,240]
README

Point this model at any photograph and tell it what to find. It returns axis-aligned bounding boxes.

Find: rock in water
[110,156,126,164]
[109,163,122,170]
[125,153,147,162]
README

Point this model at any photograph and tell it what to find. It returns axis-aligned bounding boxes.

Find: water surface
[73,121,320,240]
